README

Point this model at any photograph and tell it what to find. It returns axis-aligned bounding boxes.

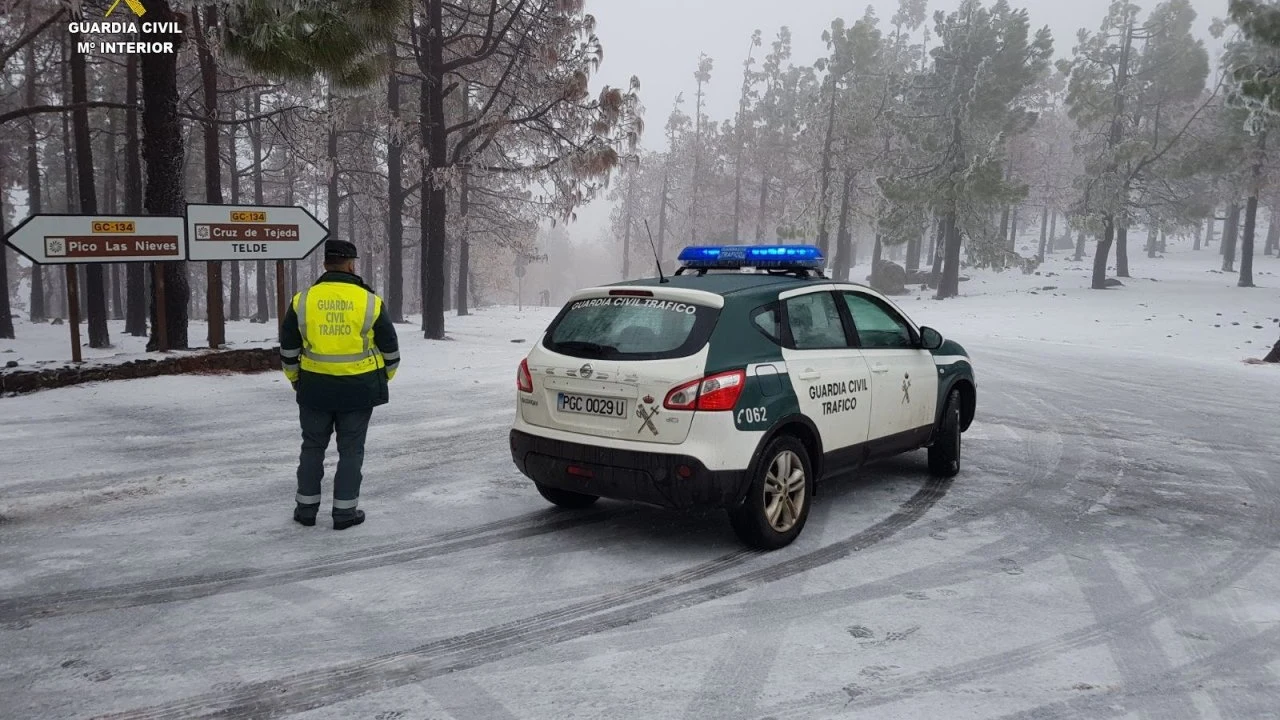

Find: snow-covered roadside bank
[889,244,1280,370]
[3,241,1276,380]
[0,317,279,373]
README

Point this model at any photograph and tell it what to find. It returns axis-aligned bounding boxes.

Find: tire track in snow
[0,507,633,624]
[988,625,1280,720]
[671,389,1074,719]
[752,371,1280,720]
[93,478,953,720]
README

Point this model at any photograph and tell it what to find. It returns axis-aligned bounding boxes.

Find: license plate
[557,392,627,418]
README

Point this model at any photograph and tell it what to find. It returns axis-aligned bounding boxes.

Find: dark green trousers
[295,405,373,518]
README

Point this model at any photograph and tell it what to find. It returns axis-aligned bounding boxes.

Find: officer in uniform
[279,240,400,530]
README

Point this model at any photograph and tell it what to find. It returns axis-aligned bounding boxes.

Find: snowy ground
[0,317,280,372]
[2,241,1280,719]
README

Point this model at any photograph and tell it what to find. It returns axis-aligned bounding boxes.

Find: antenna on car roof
[643,219,669,284]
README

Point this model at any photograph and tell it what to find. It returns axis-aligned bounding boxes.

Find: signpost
[185,204,328,335]
[3,214,185,361]
[513,252,547,312]
[3,205,328,362]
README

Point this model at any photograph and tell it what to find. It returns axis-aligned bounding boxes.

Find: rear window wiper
[554,340,620,357]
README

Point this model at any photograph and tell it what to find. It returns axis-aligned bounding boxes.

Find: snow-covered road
[3,249,1280,719]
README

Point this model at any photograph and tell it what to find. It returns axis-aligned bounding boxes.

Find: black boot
[333,509,365,531]
[293,503,319,527]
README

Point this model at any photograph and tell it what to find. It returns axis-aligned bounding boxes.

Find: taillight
[517,358,533,393]
[663,369,746,411]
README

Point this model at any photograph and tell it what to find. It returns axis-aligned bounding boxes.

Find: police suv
[509,245,976,549]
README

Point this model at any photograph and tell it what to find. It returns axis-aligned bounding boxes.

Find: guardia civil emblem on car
[510,244,976,550]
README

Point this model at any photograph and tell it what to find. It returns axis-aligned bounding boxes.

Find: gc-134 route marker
[3,214,186,361]
[185,204,329,334]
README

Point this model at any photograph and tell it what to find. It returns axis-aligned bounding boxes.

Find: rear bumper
[509,429,750,510]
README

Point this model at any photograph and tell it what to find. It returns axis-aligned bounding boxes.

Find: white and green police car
[509,245,975,549]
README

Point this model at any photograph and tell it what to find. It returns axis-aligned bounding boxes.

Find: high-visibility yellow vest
[294,283,386,377]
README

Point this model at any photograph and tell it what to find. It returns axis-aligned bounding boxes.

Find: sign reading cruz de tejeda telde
[2,214,187,264]
[185,204,329,261]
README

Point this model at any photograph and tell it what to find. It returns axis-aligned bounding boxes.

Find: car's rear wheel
[534,482,599,509]
[928,388,962,477]
[728,436,813,550]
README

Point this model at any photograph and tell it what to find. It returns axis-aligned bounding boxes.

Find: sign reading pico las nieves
[185,204,328,261]
[2,214,186,264]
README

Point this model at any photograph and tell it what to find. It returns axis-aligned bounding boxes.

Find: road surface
[1,332,1277,720]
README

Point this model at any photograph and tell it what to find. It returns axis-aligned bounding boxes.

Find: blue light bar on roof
[677,244,825,270]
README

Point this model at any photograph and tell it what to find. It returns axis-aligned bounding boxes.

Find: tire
[728,436,814,550]
[534,482,599,509]
[928,388,962,478]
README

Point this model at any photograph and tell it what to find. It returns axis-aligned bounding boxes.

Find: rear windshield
[543,296,720,360]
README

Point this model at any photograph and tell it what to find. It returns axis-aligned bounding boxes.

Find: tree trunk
[421,2,448,340]
[1240,134,1266,287]
[1146,224,1158,259]
[1264,202,1280,255]
[456,169,470,316]
[689,75,705,245]
[124,54,146,337]
[251,93,269,323]
[815,83,838,255]
[1240,195,1258,287]
[24,16,45,324]
[1074,230,1086,262]
[936,212,962,299]
[327,92,341,250]
[1037,205,1049,261]
[227,113,241,320]
[443,221,452,313]
[1158,229,1166,253]
[656,169,670,269]
[1115,223,1130,278]
[998,206,1011,252]
[1193,219,1203,251]
[1047,209,1057,255]
[194,4,224,347]
[71,31,109,348]
[60,38,82,322]
[930,215,942,264]
[386,41,405,322]
[1222,202,1240,273]
[833,170,854,282]
[1205,210,1217,247]
[621,165,636,278]
[1092,217,1115,289]
[105,107,124,322]
[141,1,190,351]
[905,230,921,274]
[0,160,11,339]
[111,262,124,321]
[756,171,770,242]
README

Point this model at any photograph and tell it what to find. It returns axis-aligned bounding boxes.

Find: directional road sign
[3,214,186,264]
[185,204,328,261]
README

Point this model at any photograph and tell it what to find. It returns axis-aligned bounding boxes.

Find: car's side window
[842,293,915,349]
[785,292,849,350]
[751,303,783,344]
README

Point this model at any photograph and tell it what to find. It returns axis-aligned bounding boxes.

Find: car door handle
[797,370,821,381]
[871,364,890,374]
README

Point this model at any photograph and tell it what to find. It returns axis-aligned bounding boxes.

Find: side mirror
[919,326,944,350]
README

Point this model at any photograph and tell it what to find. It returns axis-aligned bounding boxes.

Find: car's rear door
[837,289,938,455]
[777,286,873,471]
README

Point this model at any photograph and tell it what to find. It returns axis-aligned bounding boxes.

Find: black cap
[325,240,358,258]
